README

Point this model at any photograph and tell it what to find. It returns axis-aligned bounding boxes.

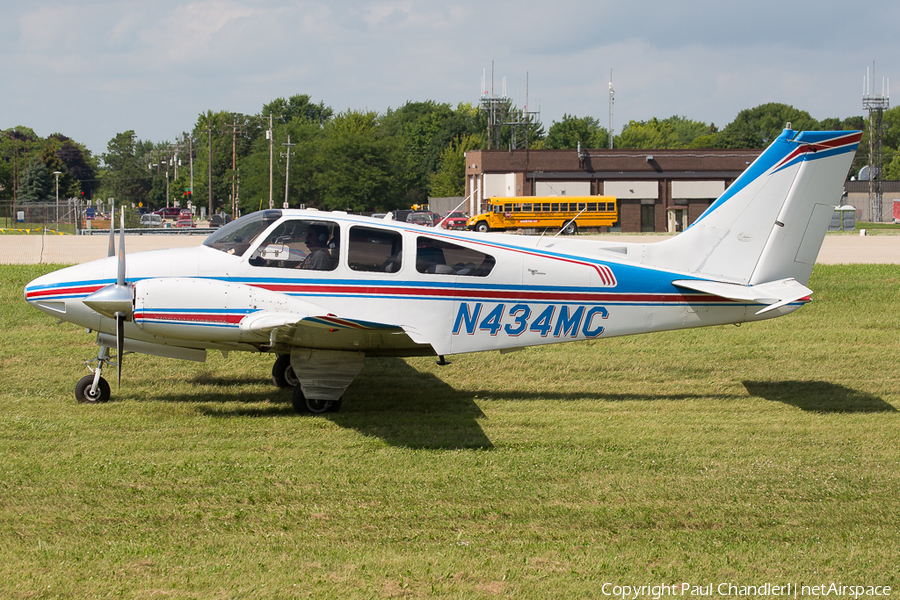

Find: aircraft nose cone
[83,284,134,319]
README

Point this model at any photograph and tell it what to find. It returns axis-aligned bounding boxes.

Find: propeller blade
[107,201,116,257]
[116,312,124,386]
[117,207,126,287]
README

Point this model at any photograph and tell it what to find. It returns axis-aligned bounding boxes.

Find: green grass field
[1,264,899,598]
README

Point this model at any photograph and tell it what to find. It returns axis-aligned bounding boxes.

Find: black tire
[272,354,299,388]
[291,384,342,414]
[475,221,490,233]
[75,374,110,404]
[563,221,577,235]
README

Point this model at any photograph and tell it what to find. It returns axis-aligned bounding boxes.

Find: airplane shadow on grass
[152,357,494,450]
[743,380,897,413]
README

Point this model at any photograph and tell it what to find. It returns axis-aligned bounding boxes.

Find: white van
[140,214,163,227]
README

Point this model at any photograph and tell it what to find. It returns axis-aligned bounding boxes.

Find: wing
[240,310,434,356]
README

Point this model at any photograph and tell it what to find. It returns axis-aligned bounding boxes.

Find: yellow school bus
[467,196,618,234]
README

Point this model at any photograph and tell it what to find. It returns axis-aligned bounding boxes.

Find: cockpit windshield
[203,210,282,256]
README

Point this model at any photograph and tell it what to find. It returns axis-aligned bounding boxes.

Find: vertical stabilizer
[641,129,861,285]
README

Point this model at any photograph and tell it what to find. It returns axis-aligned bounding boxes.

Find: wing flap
[240,311,429,354]
[672,277,812,315]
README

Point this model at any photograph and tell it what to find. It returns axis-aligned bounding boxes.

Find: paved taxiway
[1,232,898,266]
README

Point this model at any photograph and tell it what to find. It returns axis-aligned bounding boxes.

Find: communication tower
[862,65,890,222]
[480,65,540,150]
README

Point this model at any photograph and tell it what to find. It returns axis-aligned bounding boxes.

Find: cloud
[2,0,898,156]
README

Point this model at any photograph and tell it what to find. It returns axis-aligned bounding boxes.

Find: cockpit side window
[416,236,495,277]
[203,210,282,257]
[248,219,340,270]
[348,226,402,273]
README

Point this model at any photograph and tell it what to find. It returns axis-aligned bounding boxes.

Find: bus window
[504,204,512,212]
[416,237,495,277]
[577,203,587,212]
[513,204,522,212]
[606,202,615,212]
[541,203,550,212]
[551,203,559,212]
[348,226,402,273]
[587,203,597,212]
[522,203,532,212]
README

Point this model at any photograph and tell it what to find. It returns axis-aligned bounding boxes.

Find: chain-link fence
[0,200,143,234]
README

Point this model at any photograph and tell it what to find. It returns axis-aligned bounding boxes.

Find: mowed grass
[1,264,899,599]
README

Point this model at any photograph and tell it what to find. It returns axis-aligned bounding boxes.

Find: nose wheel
[75,374,111,403]
[74,345,115,404]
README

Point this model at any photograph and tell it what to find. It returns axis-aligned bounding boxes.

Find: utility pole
[232,120,237,218]
[207,114,213,217]
[282,135,296,208]
[189,136,194,208]
[269,113,274,209]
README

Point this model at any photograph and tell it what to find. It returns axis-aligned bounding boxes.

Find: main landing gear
[74,346,115,404]
[273,353,340,413]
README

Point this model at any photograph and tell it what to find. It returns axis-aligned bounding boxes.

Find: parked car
[407,213,434,227]
[175,218,196,228]
[139,214,163,227]
[153,207,182,219]
[440,211,469,230]
[208,213,232,229]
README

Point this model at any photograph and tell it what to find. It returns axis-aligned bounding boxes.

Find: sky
[2,0,898,158]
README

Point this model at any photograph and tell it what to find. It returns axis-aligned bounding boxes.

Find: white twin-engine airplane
[25,128,860,413]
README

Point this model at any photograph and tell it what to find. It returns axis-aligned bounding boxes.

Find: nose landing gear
[74,346,116,404]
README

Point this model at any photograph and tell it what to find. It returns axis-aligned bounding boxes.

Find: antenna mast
[608,69,615,149]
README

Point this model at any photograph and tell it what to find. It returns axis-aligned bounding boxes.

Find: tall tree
[50,134,97,199]
[262,94,333,126]
[313,110,406,213]
[716,103,820,148]
[0,127,43,201]
[544,114,608,149]
[17,156,52,202]
[616,118,680,149]
[98,131,152,206]
[429,134,482,198]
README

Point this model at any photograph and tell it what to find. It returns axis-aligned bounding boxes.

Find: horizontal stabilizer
[672,277,812,315]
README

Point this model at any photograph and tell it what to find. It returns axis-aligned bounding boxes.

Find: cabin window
[348,226,403,272]
[416,237,495,277]
[248,219,339,270]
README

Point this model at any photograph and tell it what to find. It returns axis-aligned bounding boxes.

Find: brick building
[464,147,765,233]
